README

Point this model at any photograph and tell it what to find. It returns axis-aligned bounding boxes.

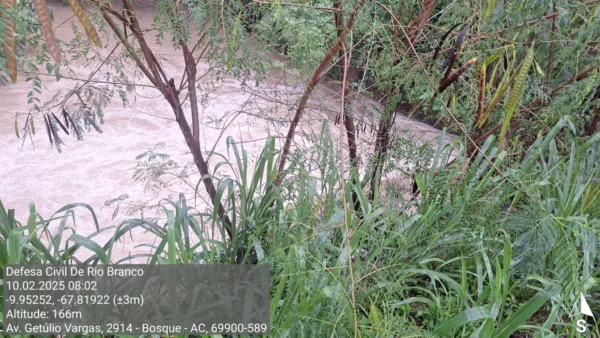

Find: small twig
[179,31,208,90]
[101,10,159,87]
[75,91,87,108]
[425,12,561,41]
[25,71,157,89]
[524,65,597,111]
[546,3,557,89]
[340,31,360,338]
[376,0,529,199]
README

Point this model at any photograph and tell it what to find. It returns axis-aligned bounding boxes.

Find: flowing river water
[0,1,454,262]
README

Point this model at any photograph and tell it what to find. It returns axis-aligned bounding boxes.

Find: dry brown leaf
[438,57,478,93]
[3,0,17,83]
[33,0,61,63]
[68,0,102,47]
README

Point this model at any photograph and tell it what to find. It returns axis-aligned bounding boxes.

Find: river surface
[0,1,453,262]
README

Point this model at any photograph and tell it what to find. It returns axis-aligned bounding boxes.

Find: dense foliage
[1,0,600,337]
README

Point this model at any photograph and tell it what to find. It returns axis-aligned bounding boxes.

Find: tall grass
[1,118,599,337]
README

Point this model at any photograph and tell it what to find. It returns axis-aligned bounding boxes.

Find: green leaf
[433,307,493,334]
[55,66,62,81]
[54,203,100,231]
[68,234,110,264]
[579,67,597,105]
[14,118,19,139]
[492,288,557,338]
[251,235,264,261]
[8,230,23,264]
[370,302,385,336]
[271,245,294,322]
[500,42,535,147]
[472,318,495,338]
[166,209,177,264]
[534,59,545,77]
[485,0,496,19]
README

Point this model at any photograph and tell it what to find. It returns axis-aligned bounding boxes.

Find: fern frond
[499,42,535,147]
[370,302,385,336]
[579,67,598,105]
[508,207,558,277]
[552,228,579,296]
[485,0,496,19]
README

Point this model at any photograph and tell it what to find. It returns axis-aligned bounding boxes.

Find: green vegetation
[1,0,600,336]
[2,123,599,336]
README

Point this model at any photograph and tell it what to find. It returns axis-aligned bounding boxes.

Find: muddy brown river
[0,1,453,262]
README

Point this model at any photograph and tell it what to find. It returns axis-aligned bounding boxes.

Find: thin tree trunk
[369,0,438,201]
[334,0,360,212]
[274,0,365,186]
[546,2,556,90]
[181,43,200,140]
[405,0,438,47]
[100,3,234,240]
[584,85,600,137]
[168,95,234,239]
[585,107,600,137]
[369,93,399,201]
[334,0,358,165]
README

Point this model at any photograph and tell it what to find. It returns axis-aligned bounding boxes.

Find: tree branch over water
[274,0,366,187]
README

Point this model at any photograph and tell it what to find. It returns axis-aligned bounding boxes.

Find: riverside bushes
[2,119,599,336]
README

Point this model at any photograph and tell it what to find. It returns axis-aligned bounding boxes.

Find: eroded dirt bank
[0,1,453,261]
